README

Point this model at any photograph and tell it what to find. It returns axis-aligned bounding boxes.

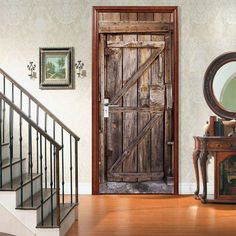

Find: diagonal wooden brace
[108,113,162,174]
[109,45,165,105]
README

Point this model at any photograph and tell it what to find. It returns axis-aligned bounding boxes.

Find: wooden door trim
[92,6,179,195]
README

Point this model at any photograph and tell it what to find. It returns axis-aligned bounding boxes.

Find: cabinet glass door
[219,155,236,195]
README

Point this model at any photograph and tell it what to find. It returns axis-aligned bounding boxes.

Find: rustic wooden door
[93,9,178,194]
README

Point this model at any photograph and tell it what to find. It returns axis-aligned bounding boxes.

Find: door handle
[104,98,119,118]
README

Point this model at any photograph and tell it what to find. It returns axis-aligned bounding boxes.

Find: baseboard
[179,183,214,195]
[64,182,92,195]
[78,182,92,194]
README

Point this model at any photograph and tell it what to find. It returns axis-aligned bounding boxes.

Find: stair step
[2,158,26,169]
[0,173,41,191]
[37,203,77,228]
[16,188,56,210]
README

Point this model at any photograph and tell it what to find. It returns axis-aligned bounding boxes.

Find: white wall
[0,0,236,194]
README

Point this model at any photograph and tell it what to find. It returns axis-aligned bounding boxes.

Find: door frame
[92,6,179,195]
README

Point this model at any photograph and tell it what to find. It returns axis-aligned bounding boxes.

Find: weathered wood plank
[109,107,164,113]
[151,33,165,179]
[137,12,153,182]
[107,40,165,48]
[165,109,173,179]
[121,12,138,182]
[120,12,137,21]
[165,33,172,84]
[108,171,164,179]
[138,12,154,22]
[166,83,173,109]
[99,34,106,184]
[108,113,161,174]
[103,13,123,182]
[98,12,103,21]
[110,46,164,105]
[102,13,121,21]
[150,85,165,108]
[162,13,172,23]
[164,30,173,180]
[99,21,173,33]
[154,13,172,23]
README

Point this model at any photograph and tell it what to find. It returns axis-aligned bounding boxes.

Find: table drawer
[207,142,236,149]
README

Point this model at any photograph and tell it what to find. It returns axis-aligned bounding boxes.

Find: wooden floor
[66,195,236,236]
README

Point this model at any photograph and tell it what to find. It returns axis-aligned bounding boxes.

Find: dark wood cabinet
[195,52,236,204]
[193,136,236,203]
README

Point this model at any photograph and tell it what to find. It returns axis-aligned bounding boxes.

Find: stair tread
[16,188,56,210]
[37,203,77,228]
[2,158,26,169]
[0,173,41,191]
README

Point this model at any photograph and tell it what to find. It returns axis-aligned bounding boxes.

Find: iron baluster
[9,106,13,188]
[50,143,54,226]
[70,134,73,204]
[28,98,31,173]
[0,99,2,188]
[61,128,65,204]
[2,77,5,143]
[53,120,56,189]
[19,114,23,206]
[40,134,44,225]
[28,98,31,118]
[19,90,23,206]
[44,113,47,189]
[28,124,33,207]
[75,139,78,204]
[11,84,14,103]
[56,147,60,227]
[3,76,5,95]
[36,105,39,174]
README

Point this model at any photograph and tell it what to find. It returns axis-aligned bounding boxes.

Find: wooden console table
[193,136,236,203]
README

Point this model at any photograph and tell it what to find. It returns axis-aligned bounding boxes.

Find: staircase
[0,69,80,236]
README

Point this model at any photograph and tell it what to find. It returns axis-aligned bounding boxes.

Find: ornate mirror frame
[204,52,236,120]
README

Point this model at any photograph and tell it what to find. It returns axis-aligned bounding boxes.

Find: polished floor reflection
[66,195,236,236]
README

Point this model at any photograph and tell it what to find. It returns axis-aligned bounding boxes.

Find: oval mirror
[213,61,236,112]
[204,52,236,119]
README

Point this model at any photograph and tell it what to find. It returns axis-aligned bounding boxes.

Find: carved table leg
[200,150,209,203]
[193,149,200,199]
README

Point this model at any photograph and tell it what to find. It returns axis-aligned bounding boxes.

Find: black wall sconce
[75,60,86,79]
[27,61,36,79]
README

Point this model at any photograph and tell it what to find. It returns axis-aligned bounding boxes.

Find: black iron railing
[0,68,80,226]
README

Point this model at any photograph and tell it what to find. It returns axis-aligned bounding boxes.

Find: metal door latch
[104,98,109,118]
[104,98,119,118]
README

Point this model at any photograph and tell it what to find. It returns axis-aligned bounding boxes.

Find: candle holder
[75,60,86,79]
[27,62,36,79]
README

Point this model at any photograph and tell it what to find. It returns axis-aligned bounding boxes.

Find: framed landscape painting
[39,47,73,89]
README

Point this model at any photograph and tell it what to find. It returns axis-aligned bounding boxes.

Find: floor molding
[179,182,214,195]
[64,182,92,195]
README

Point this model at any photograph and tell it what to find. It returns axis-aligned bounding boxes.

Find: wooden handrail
[0,92,62,149]
[0,68,80,141]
